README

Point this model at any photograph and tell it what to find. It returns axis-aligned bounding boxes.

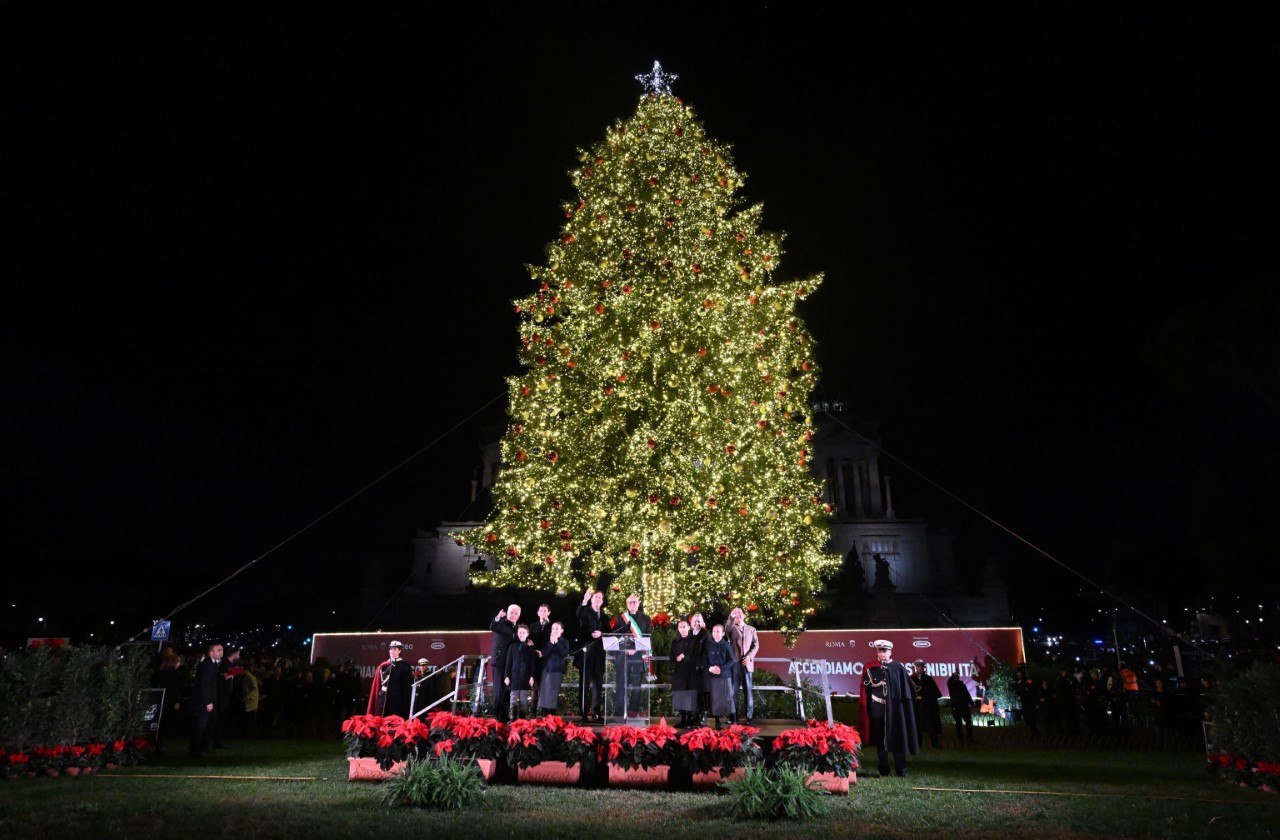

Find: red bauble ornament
[485,533,497,543]
[516,451,527,461]
[547,451,559,462]
[669,496,681,507]
[717,544,729,555]
[539,519,550,529]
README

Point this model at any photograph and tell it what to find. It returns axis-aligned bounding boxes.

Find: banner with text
[311,626,1023,697]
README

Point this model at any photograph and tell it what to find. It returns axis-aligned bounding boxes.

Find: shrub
[724,766,829,821]
[379,755,487,810]
[1205,660,1280,790]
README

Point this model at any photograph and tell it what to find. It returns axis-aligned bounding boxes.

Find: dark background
[4,5,1276,648]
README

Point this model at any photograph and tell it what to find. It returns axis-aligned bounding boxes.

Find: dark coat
[504,641,537,690]
[489,616,518,673]
[859,659,920,755]
[576,604,610,673]
[377,657,413,718]
[541,637,570,674]
[189,655,221,713]
[947,674,973,709]
[670,634,699,692]
[912,671,944,736]
[703,636,736,683]
[687,629,709,690]
[529,618,553,648]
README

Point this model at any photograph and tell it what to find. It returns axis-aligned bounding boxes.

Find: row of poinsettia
[1207,753,1280,792]
[342,712,859,777]
[0,739,151,778]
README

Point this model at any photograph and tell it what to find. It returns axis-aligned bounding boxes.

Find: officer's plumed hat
[388,640,404,649]
[872,639,893,650]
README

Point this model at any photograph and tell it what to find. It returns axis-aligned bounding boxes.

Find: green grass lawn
[2,736,1275,839]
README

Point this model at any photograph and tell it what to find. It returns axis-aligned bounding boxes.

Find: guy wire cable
[819,410,1222,667]
[125,392,506,643]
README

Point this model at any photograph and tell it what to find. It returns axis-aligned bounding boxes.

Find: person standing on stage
[688,612,709,726]
[726,606,760,722]
[612,593,652,718]
[670,619,699,728]
[703,623,737,728]
[503,624,537,720]
[576,589,608,722]
[529,603,554,700]
[858,639,919,777]
[536,621,570,715]
[489,605,521,723]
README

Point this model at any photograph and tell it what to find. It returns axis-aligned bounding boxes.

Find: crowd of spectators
[150,645,364,751]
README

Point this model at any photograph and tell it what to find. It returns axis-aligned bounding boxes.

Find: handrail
[404,652,839,726]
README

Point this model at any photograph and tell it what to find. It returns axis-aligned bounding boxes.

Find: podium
[603,633,651,725]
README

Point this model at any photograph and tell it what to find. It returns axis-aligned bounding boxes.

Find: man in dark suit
[188,642,223,759]
[576,589,608,721]
[489,604,521,722]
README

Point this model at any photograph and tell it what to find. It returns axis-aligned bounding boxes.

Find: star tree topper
[636,60,678,96]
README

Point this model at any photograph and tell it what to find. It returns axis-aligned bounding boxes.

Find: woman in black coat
[703,623,738,727]
[670,619,700,727]
[536,622,570,715]
[688,613,709,726]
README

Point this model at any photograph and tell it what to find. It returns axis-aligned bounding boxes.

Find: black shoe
[896,770,907,778]
[879,770,889,777]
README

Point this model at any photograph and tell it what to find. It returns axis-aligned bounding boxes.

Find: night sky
[5,6,1276,646]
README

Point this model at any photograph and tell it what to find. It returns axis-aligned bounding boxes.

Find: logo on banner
[913,640,931,648]
[431,641,446,650]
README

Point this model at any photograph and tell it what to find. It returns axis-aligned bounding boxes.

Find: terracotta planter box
[691,766,745,788]
[517,760,581,786]
[609,764,670,788]
[346,756,405,782]
[808,770,853,794]
[476,758,497,782]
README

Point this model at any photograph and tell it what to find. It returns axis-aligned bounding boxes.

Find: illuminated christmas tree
[460,62,839,638]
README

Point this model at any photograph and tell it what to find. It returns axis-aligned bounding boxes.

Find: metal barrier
[408,653,837,726]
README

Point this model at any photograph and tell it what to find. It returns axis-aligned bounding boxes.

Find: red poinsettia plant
[505,714,597,770]
[772,720,861,777]
[676,724,762,777]
[1209,753,1280,791]
[340,714,432,769]
[600,718,679,770]
[424,710,507,761]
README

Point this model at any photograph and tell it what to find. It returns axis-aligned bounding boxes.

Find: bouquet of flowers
[771,720,861,777]
[505,715,597,770]
[424,711,507,761]
[599,718,679,771]
[676,724,762,777]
